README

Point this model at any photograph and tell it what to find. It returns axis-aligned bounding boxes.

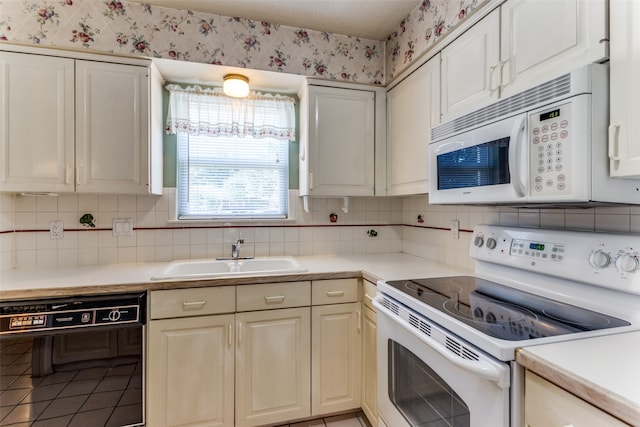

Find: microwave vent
[432,72,572,141]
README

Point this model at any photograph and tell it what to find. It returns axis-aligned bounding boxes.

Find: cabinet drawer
[312,278,359,305]
[150,286,236,319]
[362,280,377,311]
[237,281,311,312]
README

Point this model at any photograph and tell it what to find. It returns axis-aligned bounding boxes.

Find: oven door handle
[373,297,507,386]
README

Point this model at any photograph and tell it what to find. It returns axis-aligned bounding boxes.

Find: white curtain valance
[165,84,296,141]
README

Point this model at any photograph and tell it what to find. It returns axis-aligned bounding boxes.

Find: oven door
[374,296,510,427]
[428,112,528,205]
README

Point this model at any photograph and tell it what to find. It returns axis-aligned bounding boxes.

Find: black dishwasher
[0,292,146,427]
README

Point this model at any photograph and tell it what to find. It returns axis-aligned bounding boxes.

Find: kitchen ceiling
[126,0,420,40]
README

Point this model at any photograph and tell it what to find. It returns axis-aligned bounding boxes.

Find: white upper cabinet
[500,0,607,98]
[0,52,75,192]
[0,46,162,195]
[441,8,500,122]
[299,81,381,197]
[441,0,607,122]
[75,60,150,193]
[387,53,440,195]
[609,0,640,178]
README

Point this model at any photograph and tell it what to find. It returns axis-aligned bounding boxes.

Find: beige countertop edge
[0,270,365,300]
[516,348,640,426]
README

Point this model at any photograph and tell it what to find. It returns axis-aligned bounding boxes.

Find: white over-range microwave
[428,64,640,206]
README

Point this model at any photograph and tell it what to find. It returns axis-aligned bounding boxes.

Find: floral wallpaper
[0,0,385,84]
[385,0,490,80]
[0,0,491,85]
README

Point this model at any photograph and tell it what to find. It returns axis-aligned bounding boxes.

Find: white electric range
[374,225,640,427]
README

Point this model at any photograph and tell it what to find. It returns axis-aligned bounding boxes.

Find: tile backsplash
[2,190,639,272]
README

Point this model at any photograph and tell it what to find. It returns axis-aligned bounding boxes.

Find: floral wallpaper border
[386,0,490,80]
[0,0,385,84]
[1,0,490,85]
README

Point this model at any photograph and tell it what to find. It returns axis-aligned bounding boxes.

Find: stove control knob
[486,238,497,250]
[485,312,497,324]
[615,254,639,273]
[589,250,611,269]
[474,236,484,247]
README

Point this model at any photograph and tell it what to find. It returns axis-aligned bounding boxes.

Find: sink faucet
[231,238,244,259]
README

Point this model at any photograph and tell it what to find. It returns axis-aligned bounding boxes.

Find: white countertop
[517,331,640,425]
[0,253,464,299]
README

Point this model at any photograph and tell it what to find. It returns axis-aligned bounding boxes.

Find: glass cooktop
[385,276,630,341]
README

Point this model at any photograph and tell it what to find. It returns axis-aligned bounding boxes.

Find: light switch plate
[112,218,134,236]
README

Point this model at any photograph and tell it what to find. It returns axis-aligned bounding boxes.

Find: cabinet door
[75,60,150,194]
[311,302,362,416]
[361,305,377,426]
[307,86,375,196]
[441,8,500,122]
[387,54,440,195]
[0,52,74,192]
[147,314,235,427]
[525,371,630,427]
[609,0,640,178]
[235,307,311,427]
[500,0,607,98]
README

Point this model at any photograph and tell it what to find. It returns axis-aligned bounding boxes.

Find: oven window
[389,340,470,427]
[437,137,510,190]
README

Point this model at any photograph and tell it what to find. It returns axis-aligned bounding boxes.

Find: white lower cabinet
[524,370,630,427]
[147,314,235,427]
[235,307,311,427]
[311,302,362,416]
[361,279,378,426]
[148,279,366,427]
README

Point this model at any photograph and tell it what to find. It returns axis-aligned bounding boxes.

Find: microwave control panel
[529,101,572,196]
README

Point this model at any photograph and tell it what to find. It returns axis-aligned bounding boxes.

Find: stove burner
[403,280,462,298]
[443,299,535,325]
[542,308,613,328]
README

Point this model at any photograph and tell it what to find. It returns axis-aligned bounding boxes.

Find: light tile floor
[279,411,372,427]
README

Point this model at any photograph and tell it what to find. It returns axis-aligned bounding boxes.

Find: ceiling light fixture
[223,74,250,98]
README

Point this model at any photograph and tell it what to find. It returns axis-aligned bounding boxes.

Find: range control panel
[471,225,640,296]
[509,239,566,262]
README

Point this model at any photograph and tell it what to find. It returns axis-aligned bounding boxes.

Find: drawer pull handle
[183,300,206,309]
[265,295,285,304]
[326,290,345,297]
[364,293,374,303]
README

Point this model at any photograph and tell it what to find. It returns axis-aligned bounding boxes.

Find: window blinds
[166,85,295,219]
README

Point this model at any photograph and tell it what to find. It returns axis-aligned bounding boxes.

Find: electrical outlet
[451,219,459,240]
[50,220,63,240]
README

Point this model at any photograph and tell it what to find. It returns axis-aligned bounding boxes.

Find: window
[166,84,296,220]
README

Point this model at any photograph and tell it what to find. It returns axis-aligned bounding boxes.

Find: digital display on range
[540,109,560,121]
[529,243,545,251]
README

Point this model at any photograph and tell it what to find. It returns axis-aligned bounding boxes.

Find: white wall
[401,195,640,272]
[0,190,403,270]
[2,190,639,272]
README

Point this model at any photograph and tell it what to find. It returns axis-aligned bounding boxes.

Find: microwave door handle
[509,116,527,197]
